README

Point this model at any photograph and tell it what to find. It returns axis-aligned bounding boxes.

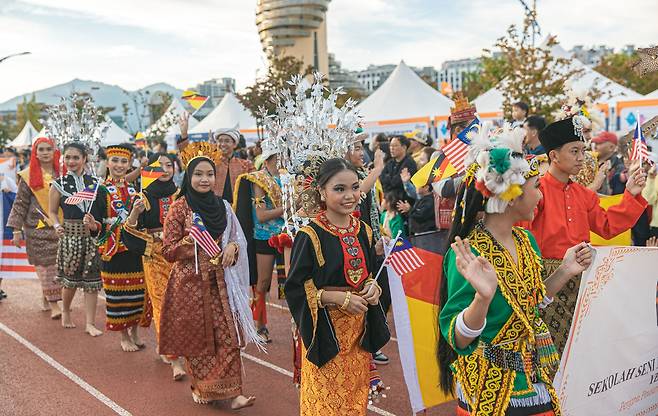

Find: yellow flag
[411,154,457,189]
[36,219,46,229]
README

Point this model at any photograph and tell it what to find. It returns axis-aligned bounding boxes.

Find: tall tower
[256,0,330,76]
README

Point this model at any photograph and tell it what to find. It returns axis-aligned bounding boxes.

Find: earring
[320,194,326,201]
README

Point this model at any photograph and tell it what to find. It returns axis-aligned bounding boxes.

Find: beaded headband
[105,146,132,160]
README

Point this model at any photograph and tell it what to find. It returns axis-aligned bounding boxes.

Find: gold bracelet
[340,291,351,311]
[126,219,138,228]
[12,230,21,235]
[316,289,325,308]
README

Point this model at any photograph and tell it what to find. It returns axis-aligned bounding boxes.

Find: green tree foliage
[15,94,43,135]
[148,92,173,125]
[594,52,658,95]
[237,55,313,140]
[462,56,509,101]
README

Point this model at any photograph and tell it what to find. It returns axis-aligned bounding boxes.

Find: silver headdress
[260,72,361,234]
[45,94,107,168]
[553,83,605,139]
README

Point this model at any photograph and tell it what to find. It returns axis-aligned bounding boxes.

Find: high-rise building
[569,45,614,67]
[437,58,481,92]
[256,0,330,75]
[195,78,236,101]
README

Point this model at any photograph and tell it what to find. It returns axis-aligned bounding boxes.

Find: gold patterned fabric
[539,259,581,357]
[300,309,370,416]
[142,240,171,340]
[571,151,598,187]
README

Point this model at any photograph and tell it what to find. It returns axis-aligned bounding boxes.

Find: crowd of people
[0,82,656,416]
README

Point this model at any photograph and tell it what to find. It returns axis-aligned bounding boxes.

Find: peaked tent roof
[7,120,38,148]
[356,61,454,121]
[645,89,658,98]
[146,99,199,148]
[472,38,643,114]
[102,119,133,146]
[190,93,257,133]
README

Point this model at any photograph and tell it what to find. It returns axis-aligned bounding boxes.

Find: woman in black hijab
[158,155,258,409]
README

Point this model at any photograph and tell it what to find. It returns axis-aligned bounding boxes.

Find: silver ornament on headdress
[44,94,108,170]
[260,72,361,235]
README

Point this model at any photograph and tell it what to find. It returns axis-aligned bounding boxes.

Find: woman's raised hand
[452,236,498,301]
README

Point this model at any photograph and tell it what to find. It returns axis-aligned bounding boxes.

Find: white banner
[555,246,658,416]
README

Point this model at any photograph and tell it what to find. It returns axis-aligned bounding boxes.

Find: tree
[595,52,658,95]
[336,88,366,108]
[237,55,314,140]
[15,93,43,136]
[462,56,508,101]
[149,92,173,125]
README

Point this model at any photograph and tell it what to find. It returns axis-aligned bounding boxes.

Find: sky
[0,0,656,103]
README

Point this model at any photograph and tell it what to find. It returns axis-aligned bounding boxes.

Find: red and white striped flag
[190,212,221,258]
[0,240,36,279]
[385,238,425,276]
[630,118,649,163]
[441,137,469,173]
[64,183,98,205]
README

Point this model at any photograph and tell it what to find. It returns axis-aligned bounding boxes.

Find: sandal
[257,327,272,344]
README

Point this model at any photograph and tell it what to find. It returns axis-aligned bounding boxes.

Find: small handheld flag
[141,159,165,191]
[442,117,479,174]
[36,219,46,229]
[182,90,208,110]
[410,153,458,189]
[385,238,425,276]
[65,183,98,205]
[630,116,649,164]
[190,213,222,258]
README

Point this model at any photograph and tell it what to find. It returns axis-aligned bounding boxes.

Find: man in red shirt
[530,116,648,354]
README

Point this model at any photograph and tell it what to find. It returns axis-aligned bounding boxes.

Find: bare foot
[231,395,256,410]
[61,312,75,328]
[121,339,140,352]
[129,326,145,349]
[85,324,103,337]
[160,355,172,364]
[172,358,186,381]
[41,297,51,312]
[50,302,62,320]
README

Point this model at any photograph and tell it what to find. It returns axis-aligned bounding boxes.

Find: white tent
[356,61,454,121]
[190,93,257,133]
[645,89,658,98]
[7,121,38,148]
[101,119,132,146]
[473,39,643,115]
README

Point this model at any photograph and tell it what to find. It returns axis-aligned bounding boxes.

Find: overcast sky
[1,0,656,103]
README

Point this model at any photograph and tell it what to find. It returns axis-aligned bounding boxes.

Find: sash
[18,169,62,225]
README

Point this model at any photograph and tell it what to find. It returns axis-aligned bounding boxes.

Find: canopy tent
[101,119,132,146]
[472,39,643,122]
[356,61,453,122]
[645,89,658,98]
[190,93,257,133]
[7,121,38,148]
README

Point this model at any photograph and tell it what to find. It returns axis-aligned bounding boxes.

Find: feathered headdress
[45,94,107,168]
[553,83,605,139]
[260,72,361,234]
[462,123,539,214]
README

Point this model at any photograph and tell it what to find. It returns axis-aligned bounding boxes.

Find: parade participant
[530,117,647,354]
[285,158,390,415]
[7,137,63,317]
[0,170,17,303]
[233,138,285,344]
[438,125,593,416]
[177,113,253,202]
[122,152,185,379]
[434,92,479,232]
[91,144,150,352]
[48,142,103,336]
[523,115,547,156]
[159,148,258,409]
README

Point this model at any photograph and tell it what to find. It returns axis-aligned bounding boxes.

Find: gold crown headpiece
[179,141,222,168]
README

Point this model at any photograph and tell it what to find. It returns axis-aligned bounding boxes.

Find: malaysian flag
[190,212,221,258]
[630,118,650,163]
[64,182,99,205]
[385,238,425,276]
[442,117,479,173]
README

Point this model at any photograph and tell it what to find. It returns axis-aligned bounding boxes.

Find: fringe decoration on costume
[535,331,560,369]
[222,200,267,352]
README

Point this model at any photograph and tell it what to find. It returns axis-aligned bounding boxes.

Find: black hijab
[180,157,227,239]
[143,153,178,199]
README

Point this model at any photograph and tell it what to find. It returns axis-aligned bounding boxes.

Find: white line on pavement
[0,321,132,416]
[241,352,397,416]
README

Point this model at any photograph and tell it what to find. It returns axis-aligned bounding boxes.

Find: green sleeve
[524,228,543,258]
[390,214,406,238]
[439,247,481,355]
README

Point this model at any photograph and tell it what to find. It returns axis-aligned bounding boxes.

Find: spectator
[379,135,417,198]
[366,133,389,166]
[592,131,626,195]
[396,183,436,235]
[405,131,431,166]
[380,191,406,238]
[640,164,658,244]
[417,147,435,170]
[511,101,529,128]
[151,138,167,154]
[523,115,547,155]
